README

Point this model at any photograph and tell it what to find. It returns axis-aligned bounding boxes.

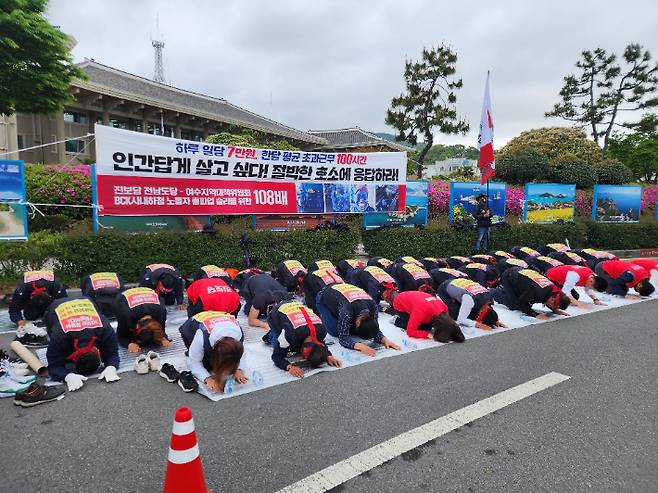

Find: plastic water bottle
[402,338,418,350]
[224,377,236,395]
[251,370,264,387]
[340,351,360,363]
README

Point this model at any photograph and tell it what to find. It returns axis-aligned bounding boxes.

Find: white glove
[98,365,120,383]
[64,373,88,392]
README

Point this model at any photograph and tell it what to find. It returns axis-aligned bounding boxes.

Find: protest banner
[94,124,406,216]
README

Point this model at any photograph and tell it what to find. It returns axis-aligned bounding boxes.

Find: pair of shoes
[158,364,197,392]
[14,333,48,347]
[14,382,65,407]
[134,351,161,374]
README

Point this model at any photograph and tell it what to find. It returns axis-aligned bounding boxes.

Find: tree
[500,127,603,166]
[608,113,658,182]
[546,44,658,154]
[0,0,86,115]
[206,129,300,150]
[386,45,469,178]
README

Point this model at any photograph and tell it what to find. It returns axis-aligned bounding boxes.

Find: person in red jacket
[594,260,654,298]
[544,265,607,307]
[385,291,465,343]
[629,258,658,286]
[186,278,241,317]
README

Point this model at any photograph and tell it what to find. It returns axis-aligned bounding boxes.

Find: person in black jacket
[138,263,185,309]
[474,194,492,253]
[266,300,342,378]
[80,272,125,318]
[9,270,67,326]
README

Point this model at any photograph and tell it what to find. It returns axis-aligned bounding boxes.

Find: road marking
[276,372,571,493]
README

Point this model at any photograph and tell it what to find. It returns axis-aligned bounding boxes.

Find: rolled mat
[10,340,48,376]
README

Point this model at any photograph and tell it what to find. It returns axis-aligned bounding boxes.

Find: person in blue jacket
[315,283,400,356]
[44,298,120,392]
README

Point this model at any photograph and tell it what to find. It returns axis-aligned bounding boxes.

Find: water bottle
[251,370,264,387]
[340,350,360,363]
[402,338,418,350]
[224,377,236,395]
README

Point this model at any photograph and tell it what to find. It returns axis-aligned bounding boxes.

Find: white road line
[276,372,571,493]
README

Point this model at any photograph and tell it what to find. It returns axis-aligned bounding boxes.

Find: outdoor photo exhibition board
[523,183,576,224]
[94,124,407,216]
[592,184,642,223]
[448,181,506,224]
[0,160,28,240]
[363,180,429,228]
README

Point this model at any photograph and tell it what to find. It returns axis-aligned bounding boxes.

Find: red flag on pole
[478,72,495,184]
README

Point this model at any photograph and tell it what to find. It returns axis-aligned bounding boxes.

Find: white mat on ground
[24,291,649,402]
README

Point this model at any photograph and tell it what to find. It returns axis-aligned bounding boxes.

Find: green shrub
[53,228,361,283]
[585,222,658,250]
[548,156,597,188]
[362,223,588,258]
[496,149,550,184]
[593,159,635,184]
[0,231,65,282]
[28,213,72,232]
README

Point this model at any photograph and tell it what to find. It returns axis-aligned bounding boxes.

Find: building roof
[307,127,414,152]
[74,60,327,145]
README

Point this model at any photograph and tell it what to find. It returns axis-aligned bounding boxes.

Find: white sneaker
[134,355,150,375]
[0,374,36,396]
[146,351,161,372]
[0,359,34,383]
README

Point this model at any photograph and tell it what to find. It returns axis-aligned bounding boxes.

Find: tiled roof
[74,60,326,145]
[307,127,414,152]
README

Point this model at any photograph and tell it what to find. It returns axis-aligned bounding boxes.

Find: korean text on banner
[94,125,407,216]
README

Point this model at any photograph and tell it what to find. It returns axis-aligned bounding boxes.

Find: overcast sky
[48,0,658,147]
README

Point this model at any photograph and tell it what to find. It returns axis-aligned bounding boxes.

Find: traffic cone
[163,407,211,493]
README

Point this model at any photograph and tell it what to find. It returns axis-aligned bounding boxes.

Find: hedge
[585,223,658,250]
[362,223,588,259]
[0,228,361,286]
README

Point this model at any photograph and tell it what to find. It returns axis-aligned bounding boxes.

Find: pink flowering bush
[575,189,592,217]
[25,164,92,219]
[505,186,524,216]
[642,185,658,213]
[428,180,450,217]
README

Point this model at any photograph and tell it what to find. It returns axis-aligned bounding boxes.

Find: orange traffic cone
[163,407,211,493]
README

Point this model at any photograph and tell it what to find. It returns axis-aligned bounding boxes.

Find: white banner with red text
[94,124,407,215]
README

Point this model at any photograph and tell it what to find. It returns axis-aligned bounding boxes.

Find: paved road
[1,300,656,493]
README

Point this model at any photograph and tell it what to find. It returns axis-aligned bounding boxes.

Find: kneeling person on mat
[80,272,125,318]
[139,263,185,310]
[387,290,465,342]
[493,267,571,320]
[179,311,248,393]
[593,260,654,298]
[45,298,120,391]
[544,265,607,307]
[240,273,289,329]
[267,300,341,378]
[316,284,400,356]
[437,279,505,331]
[186,277,241,317]
[353,265,399,305]
[10,270,67,327]
[114,287,169,353]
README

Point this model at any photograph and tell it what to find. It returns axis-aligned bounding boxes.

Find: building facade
[0,60,327,164]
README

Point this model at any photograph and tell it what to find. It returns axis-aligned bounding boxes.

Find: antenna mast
[152,14,165,83]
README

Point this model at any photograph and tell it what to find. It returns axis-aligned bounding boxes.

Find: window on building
[65,139,86,153]
[64,111,88,124]
[17,135,24,149]
[180,131,191,140]
[110,119,128,129]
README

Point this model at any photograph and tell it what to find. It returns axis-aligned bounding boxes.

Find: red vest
[601,260,649,287]
[545,265,593,286]
[629,258,658,273]
[187,278,240,313]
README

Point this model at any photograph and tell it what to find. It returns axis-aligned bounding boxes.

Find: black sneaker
[177,371,198,393]
[159,363,180,383]
[15,333,48,347]
[14,383,65,407]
